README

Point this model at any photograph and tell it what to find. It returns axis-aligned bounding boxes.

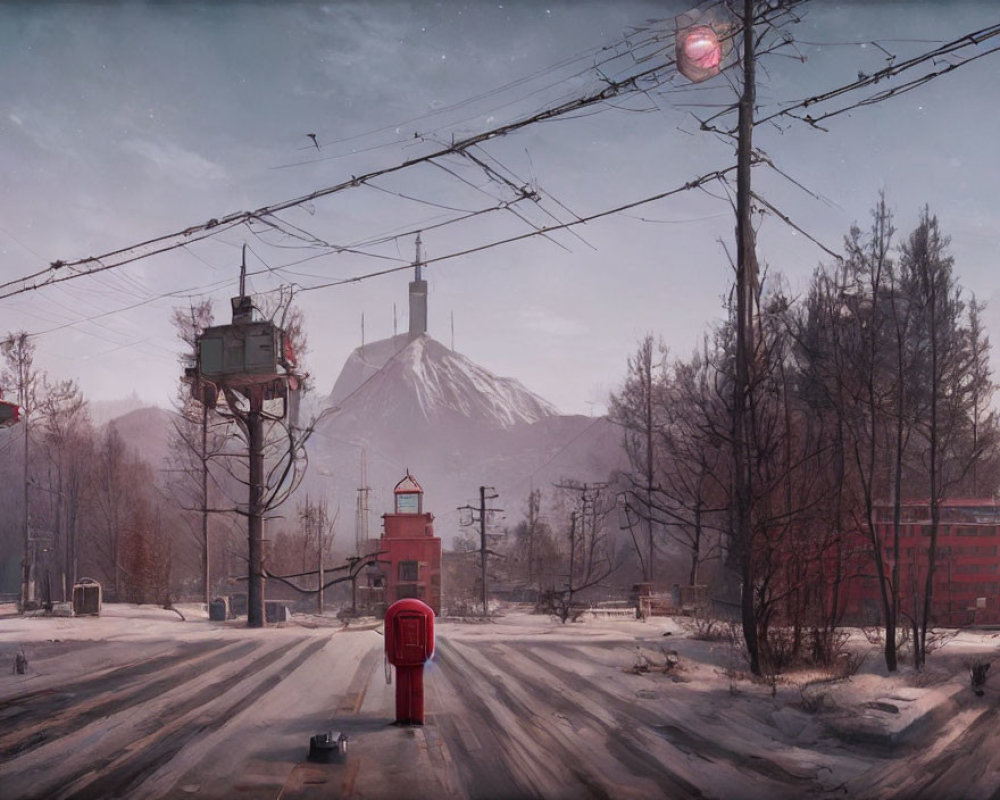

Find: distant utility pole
[458,486,502,615]
[355,450,371,557]
[201,399,210,609]
[554,480,609,574]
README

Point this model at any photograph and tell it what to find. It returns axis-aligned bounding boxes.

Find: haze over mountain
[302,259,626,546]
[307,339,623,547]
[98,258,627,549]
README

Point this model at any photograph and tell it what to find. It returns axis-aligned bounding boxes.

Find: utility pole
[186,244,300,629]
[201,399,210,609]
[21,387,30,609]
[317,502,325,615]
[247,386,265,627]
[355,450,370,558]
[458,486,501,615]
[645,353,655,584]
[554,481,608,577]
[677,0,761,677]
[733,0,761,678]
[479,486,490,615]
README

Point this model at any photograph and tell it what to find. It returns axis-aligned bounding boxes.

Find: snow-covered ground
[1,604,998,798]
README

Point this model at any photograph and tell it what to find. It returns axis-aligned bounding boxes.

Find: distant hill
[105,405,175,470]
[90,393,149,427]
[306,333,626,546]
[98,334,627,547]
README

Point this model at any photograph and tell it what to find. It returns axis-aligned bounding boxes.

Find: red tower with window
[380,471,442,614]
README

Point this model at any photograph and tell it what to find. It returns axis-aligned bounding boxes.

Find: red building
[848,499,1000,626]
[379,472,442,614]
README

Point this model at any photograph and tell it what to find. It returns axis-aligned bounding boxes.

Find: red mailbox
[384,598,435,724]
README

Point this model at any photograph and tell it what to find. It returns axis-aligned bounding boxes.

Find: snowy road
[1,607,998,799]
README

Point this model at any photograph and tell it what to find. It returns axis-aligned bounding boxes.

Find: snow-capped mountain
[307,331,625,545]
[328,333,557,432]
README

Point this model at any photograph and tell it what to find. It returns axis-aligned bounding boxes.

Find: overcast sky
[0,1,997,416]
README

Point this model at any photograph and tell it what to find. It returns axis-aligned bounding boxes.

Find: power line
[3,5,746,302]
[296,164,740,293]
[4,2,994,352]
[702,22,1000,133]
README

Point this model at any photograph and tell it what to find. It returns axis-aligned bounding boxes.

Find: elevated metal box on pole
[197,322,284,380]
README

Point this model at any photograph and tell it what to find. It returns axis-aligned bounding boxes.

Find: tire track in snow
[433,638,560,799]
[336,645,382,715]
[859,703,998,798]
[517,641,819,795]
[55,636,328,800]
[464,639,706,799]
[0,640,255,762]
[0,639,227,726]
[2,636,318,800]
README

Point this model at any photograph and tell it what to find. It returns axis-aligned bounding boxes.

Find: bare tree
[503,488,560,599]
[809,196,907,671]
[899,208,971,667]
[608,336,663,581]
[168,299,229,607]
[962,298,1000,497]
[35,378,90,600]
[656,341,729,587]
[87,424,133,599]
[2,332,39,609]
[296,495,335,613]
[544,482,617,623]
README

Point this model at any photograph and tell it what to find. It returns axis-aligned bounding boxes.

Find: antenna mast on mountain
[361,312,365,348]
[409,233,428,337]
[393,303,397,337]
[451,311,455,352]
[414,232,423,281]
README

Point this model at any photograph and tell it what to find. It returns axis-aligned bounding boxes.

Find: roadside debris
[308,732,349,763]
[970,660,990,696]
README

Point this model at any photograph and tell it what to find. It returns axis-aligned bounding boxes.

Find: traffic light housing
[0,400,20,428]
[675,10,732,83]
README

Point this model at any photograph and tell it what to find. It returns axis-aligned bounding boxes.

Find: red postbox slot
[395,615,427,664]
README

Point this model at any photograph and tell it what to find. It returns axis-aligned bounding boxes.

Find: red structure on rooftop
[378,471,442,615]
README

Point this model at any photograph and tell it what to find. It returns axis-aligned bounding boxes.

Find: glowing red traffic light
[676,22,725,83]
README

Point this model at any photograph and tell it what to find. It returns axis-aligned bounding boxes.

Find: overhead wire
[296,163,742,294]
[5,0,996,358]
[0,3,722,302]
[0,1,749,306]
[699,21,1000,132]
